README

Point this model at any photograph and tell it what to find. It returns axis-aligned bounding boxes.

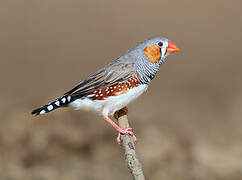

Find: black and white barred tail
[31,95,72,115]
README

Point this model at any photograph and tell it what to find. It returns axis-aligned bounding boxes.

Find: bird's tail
[31,95,72,116]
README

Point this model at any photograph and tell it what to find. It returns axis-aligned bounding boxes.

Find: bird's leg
[102,114,136,144]
[113,107,133,144]
[113,106,128,119]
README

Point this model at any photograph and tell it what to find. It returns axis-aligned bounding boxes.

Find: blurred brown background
[1,0,242,179]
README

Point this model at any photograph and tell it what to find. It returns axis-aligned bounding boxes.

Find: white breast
[69,84,148,116]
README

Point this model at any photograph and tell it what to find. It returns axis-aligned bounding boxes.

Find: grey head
[130,37,180,84]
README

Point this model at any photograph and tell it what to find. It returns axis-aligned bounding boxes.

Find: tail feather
[31,95,72,116]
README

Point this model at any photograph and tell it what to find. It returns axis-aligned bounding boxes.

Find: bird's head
[139,37,180,64]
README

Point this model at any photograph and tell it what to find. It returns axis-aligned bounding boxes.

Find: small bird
[32,37,179,143]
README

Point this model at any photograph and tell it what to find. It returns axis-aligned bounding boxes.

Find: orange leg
[102,113,136,144]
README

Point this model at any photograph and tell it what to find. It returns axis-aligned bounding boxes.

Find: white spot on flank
[96,94,99,97]
[55,101,60,106]
[40,110,46,114]
[61,97,66,103]
[100,94,103,96]
[107,91,110,94]
[111,90,113,92]
[94,91,97,93]
[47,105,53,111]
[114,86,116,89]
[87,94,95,98]
[67,96,71,102]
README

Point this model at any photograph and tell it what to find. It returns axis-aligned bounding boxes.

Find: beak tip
[167,41,180,53]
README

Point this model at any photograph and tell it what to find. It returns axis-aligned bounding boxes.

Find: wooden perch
[116,109,146,180]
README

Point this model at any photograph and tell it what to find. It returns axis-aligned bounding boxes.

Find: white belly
[69,84,148,116]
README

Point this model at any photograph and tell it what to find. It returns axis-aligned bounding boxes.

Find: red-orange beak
[167,41,180,53]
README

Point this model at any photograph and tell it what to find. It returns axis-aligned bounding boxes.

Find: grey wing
[65,55,136,99]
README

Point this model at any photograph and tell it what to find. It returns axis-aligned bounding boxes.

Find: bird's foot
[116,127,137,144]
[102,112,136,144]
[113,107,128,119]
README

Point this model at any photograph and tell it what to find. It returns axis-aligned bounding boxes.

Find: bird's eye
[158,42,163,47]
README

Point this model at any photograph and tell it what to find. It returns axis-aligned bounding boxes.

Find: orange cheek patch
[144,45,161,63]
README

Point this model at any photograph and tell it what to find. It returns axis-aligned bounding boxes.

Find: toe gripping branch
[102,107,136,144]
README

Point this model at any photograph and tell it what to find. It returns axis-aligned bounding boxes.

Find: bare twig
[116,109,146,180]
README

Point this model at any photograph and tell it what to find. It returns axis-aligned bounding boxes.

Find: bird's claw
[116,128,137,144]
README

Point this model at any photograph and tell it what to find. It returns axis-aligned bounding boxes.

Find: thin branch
[116,109,146,180]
